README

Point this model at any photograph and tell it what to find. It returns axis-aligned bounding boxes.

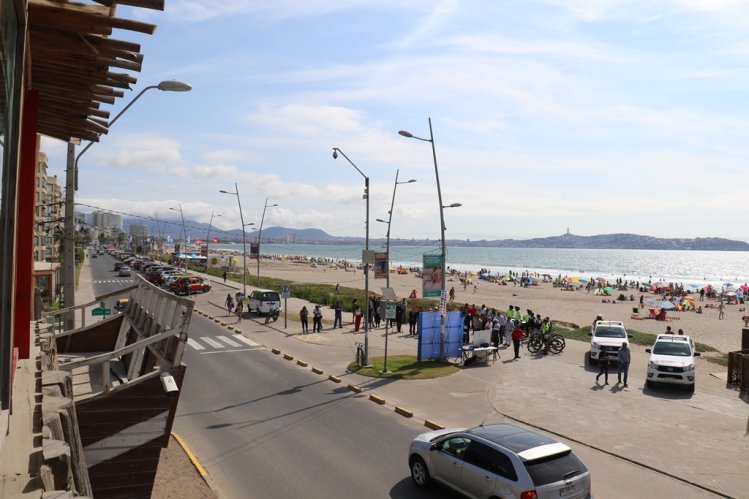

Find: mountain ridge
[122,219,749,251]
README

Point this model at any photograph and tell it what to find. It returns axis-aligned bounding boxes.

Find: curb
[424,419,445,430]
[347,384,363,393]
[369,394,386,405]
[171,432,209,482]
[394,406,413,418]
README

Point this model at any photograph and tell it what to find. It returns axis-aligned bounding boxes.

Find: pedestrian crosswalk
[94,279,134,284]
[187,335,263,354]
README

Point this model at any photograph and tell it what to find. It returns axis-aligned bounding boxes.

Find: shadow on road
[389,477,458,499]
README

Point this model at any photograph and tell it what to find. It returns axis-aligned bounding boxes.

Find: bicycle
[527,332,566,354]
[354,342,365,367]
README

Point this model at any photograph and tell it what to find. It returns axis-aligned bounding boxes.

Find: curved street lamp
[62,79,192,323]
[169,204,187,270]
[205,211,221,271]
[220,184,248,297]
[256,198,278,285]
[399,118,461,360]
[332,147,371,365]
[376,170,416,373]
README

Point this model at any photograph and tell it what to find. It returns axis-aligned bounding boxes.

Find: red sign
[194,238,202,246]
[211,237,219,243]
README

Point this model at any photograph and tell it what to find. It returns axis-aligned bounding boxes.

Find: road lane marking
[234,336,260,347]
[186,338,205,350]
[200,348,262,355]
[200,337,223,349]
[216,336,241,347]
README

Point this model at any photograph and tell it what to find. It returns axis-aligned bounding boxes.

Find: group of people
[298,297,421,335]
[225,292,245,322]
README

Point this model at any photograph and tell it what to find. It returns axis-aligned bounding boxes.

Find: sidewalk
[187,272,749,499]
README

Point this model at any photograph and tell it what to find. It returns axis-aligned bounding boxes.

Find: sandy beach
[255,259,746,354]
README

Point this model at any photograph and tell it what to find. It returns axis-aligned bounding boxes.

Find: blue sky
[41,1,749,241]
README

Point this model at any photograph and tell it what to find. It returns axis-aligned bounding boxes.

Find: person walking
[617,342,631,387]
[299,306,309,333]
[353,300,362,332]
[718,301,725,320]
[395,298,406,333]
[225,293,234,315]
[333,300,343,329]
[222,270,227,283]
[596,346,610,385]
[235,292,244,322]
[313,305,323,332]
[408,307,419,335]
[511,320,524,360]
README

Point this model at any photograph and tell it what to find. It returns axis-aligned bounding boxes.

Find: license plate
[559,484,575,497]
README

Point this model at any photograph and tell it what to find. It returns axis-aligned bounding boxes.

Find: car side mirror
[645,348,651,353]
[694,352,701,357]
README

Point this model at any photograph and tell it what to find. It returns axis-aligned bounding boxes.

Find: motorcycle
[265,307,281,324]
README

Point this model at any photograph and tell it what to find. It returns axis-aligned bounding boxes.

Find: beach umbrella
[603,286,613,292]
[652,282,666,289]
[688,283,700,289]
[723,283,736,290]
[644,299,660,308]
[723,291,736,297]
[682,296,695,307]
[740,284,749,292]
[657,300,675,310]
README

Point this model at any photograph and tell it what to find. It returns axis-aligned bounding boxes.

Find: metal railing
[726,349,749,395]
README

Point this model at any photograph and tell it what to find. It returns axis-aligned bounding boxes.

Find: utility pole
[62,142,76,330]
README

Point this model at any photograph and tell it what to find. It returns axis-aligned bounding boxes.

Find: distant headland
[124,218,749,251]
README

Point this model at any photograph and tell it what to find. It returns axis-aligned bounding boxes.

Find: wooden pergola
[27,0,165,143]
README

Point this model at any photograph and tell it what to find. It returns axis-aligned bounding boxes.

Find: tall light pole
[332,147,371,365]
[376,169,416,373]
[399,118,461,360]
[169,204,187,270]
[205,211,220,271]
[62,79,191,324]
[256,198,278,286]
[220,184,249,297]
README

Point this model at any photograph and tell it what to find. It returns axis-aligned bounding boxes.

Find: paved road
[174,313,455,499]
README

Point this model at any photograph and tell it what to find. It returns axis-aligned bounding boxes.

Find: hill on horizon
[121,219,749,251]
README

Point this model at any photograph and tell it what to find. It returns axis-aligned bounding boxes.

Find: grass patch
[704,354,729,367]
[347,355,459,379]
[554,324,720,353]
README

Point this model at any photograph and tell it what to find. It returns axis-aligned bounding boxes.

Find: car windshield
[652,341,692,356]
[595,326,626,338]
[262,292,280,301]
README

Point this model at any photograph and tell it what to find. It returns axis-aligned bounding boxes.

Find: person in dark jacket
[617,342,631,387]
[596,345,610,385]
[408,308,419,335]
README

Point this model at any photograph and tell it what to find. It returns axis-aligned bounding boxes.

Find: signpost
[281,284,291,328]
[92,302,111,317]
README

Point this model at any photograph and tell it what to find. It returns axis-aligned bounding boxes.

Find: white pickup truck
[588,320,629,365]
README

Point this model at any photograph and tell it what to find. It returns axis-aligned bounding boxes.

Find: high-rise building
[33,149,63,262]
[92,210,123,232]
[128,223,148,238]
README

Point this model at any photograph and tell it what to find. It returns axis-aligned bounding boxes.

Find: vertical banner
[422,254,443,297]
[250,242,259,259]
[373,252,388,279]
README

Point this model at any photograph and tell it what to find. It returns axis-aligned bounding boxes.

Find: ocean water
[213,243,749,286]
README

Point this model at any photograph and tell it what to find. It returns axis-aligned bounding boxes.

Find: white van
[248,289,281,315]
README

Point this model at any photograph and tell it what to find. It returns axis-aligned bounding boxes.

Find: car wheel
[410,456,431,489]
[646,380,654,389]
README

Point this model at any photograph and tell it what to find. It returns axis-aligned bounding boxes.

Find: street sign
[280,284,291,299]
[385,301,397,320]
[92,308,111,316]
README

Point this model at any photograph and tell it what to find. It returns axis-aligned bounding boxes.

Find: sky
[40,0,749,242]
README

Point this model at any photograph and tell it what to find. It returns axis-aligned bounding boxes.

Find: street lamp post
[169,204,187,270]
[205,211,220,271]
[332,147,371,365]
[256,198,278,286]
[399,118,461,360]
[220,184,250,297]
[62,79,191,326]
[376,169,416,373]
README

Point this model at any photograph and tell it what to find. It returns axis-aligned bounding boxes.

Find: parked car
[170,276,211,295]
[409,423,592,499]
[588,320,629,365]
[118,266,131,277]
[114,262,124,271]
[247,289,281,315]
[645,334,700,392]
[114,298,129,312]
